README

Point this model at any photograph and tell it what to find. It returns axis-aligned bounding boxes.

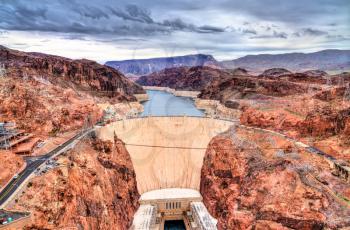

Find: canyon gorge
[0,45,349,230]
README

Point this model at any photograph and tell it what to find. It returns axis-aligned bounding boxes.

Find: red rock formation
[0,77,102,135]
[0,45,144,100]
[136,66,232,91]
[200,128,350,229]
[13,136,139,229]
[300,106,350,138]
[199,75,308,103]
[0,45,145,135]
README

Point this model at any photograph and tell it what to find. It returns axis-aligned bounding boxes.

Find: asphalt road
[0,129,92,207]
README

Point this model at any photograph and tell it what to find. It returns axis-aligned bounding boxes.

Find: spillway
[97,116,234,194]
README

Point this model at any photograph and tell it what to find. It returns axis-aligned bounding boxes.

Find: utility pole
[0,64,6,78]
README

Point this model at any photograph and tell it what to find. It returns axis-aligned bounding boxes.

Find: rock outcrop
[199,74,308,102]
[0,45,145,135]
[106,54,221,76]
[300,106,350,138]
[0,77,102,135]
[13,135,140,229]
[136,66,231,91]
[200,127,350,229]
[0,45,144,100]
[259,68,292,78]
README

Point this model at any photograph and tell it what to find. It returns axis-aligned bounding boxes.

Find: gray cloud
[301,28,328,36]
[0,0,348,61]
[0,1,225,36]
[242,29,257,35]
[293,28,328,37]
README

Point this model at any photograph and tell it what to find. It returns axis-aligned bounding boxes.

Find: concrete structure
[132,188,217,230]
[131,204,158,230]
[190,202,217,230]
[97,116,234,193]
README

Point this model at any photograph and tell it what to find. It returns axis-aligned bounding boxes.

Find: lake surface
[141,90,204,117]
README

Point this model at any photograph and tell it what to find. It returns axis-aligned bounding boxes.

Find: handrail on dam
[110,115,239,123]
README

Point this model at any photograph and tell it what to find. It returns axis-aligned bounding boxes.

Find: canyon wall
[200,126,350,229]
[0,45,145,135]
[0,45,144,100]
[136,66,232,91]
[12,135,140,229]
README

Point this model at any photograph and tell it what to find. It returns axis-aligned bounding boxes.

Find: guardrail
[105,115,239,124]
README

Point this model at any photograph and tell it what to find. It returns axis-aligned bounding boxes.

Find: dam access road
[0,128,94,209]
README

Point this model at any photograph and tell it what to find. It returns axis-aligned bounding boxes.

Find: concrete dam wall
[97,116,234,194]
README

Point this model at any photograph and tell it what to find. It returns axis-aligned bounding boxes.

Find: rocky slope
[106,54,221,76]
[13,134,139,229]
[0,45,145,136]
[200,126,350,229]
[0,45,144,99]
[221,49,350,73]
[0,77,103,135]
[136,66,232,91]
[197,69,350,159]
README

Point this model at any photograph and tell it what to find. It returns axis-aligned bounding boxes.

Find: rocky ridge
[13,135,140,230]
[201,126,350,229]
[106,54,221,76]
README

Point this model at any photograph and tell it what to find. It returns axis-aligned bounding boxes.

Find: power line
[123,142,327,151]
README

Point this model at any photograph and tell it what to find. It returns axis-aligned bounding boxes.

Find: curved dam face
[97,116,234,194]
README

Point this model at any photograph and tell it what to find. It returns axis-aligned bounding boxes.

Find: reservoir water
[141,90,204,117]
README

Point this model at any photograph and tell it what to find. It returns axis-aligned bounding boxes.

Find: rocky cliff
[0,46,145,135]
[136,66,232,91]
[106,54,221,76]
[200,127,350,229]
[0,45,144,100]
[199,72,309,102]
[13,135,140,229]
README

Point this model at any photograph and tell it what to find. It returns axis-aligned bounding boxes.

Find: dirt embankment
[200,126,350,229]
[12,135,139,230]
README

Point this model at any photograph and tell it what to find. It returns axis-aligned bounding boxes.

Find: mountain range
[221,49,350,73]
[105,54,220,77]
[106,49,350,76]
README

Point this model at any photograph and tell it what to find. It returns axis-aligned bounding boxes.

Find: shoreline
[141,86,241,120]
[142,86,200,98]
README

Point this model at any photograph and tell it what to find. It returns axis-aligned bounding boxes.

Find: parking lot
[0,209,29,226]
[34,159,60,176]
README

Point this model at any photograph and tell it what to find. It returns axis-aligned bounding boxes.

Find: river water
[141,90,204,117]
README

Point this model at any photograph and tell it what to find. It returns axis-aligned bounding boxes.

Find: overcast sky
[0,0,349,62]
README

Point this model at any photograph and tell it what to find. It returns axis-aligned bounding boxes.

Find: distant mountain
[136,66,232,91]
[105,54,221,76]
[221,49,350,73]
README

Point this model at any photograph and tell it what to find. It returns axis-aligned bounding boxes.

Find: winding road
[0,128,93,208]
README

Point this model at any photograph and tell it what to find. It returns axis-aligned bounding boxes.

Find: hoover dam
[97,115,235,229]
[97,116,234,194]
